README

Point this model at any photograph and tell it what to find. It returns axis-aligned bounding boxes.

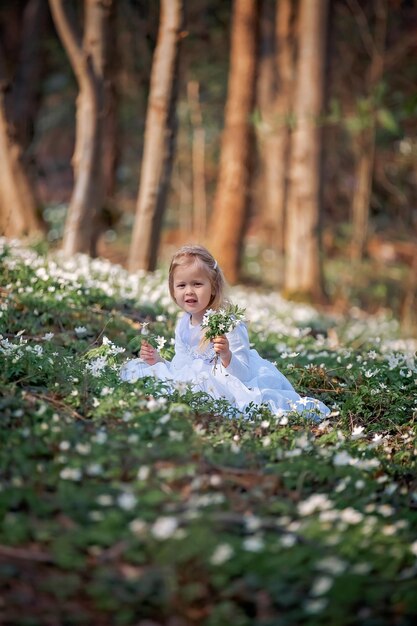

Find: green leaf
[376,108,399,133]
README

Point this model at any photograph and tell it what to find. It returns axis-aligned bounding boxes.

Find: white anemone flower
[210,543,234,565]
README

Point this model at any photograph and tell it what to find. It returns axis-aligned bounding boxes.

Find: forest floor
[1,238,416,625]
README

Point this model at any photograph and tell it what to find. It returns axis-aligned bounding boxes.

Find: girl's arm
[213,324,251,381]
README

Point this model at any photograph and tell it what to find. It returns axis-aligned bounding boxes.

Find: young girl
[120,245,330,419]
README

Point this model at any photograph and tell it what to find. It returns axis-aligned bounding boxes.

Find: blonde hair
[168,244,226,310]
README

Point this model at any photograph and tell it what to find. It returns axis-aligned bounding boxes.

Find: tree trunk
[128,0,184,273]
[208,0,259,284]
[0,43,42,238]
[7,0,48,151]
[350,0,388,261]
[49,0,112,257]
[257,0,295,258]
[100,0,118,201]
[187,80,207,242]
[284,0,328,302]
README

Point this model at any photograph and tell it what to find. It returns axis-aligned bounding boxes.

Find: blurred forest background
[1,0,417,332]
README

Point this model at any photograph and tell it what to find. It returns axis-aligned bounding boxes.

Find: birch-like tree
[349,0,388,261]
[257,0,296,257]
[208,0,259,284]
[49,0,113,256]
[128,0,184,272]
[284,0,328,301]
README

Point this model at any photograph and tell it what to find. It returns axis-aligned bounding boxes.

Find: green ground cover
[0,239,416,626]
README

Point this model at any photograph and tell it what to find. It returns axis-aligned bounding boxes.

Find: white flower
[156,335,166,350]
[173,380,189,396]
[137,466,150,481]
[333,450,353,466]
[319,510,339,523]
[151,516,178,540]
[298,494,333,516]
[89,511,103,522]
[280,534,297,548]
[351,425,365,439]
[244,515,262,532]
[43,332,54,341]
[355,457,380,470]
[129,519,147,536]
[95,431,107,444]
[304,598,327,614]
[310,576,333,596]
[147,397,166,410]
[410,540,417,557]
[169,430,183,442]
[352,562,372,575]
[377,504,395,517]
[210,543,234,565]
[86,356,107,377]
[243,535,264,552]
[117,492,137,511]
[86,463,103,476]
[339,507,363,525]
[96,494,113,506]
[74,326,88,337]
[60,467,81,481]
[315,556,347,575]
[371,433,384,445]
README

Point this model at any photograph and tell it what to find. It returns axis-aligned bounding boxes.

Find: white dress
[120,313,330,420]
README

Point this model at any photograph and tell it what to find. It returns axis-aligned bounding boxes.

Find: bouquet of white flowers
[201,304,245,339]
[201,304,245,372]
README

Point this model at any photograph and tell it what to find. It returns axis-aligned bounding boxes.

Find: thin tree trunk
[128,0,184,272]
[8,0,48,150]
[90,0,119,255]
[101,0,118,201]
[0,46,42,238]
[257,0,295,257]
[187,80,207,242]
[49,0,111,257]
[350,0,388,261]
[284,0,328,301]
[208,0,259,284]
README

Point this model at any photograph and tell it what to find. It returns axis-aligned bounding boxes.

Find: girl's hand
[212,335,232,368]
[140,340,163,365]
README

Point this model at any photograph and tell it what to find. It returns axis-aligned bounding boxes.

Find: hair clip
[213,260,218,270]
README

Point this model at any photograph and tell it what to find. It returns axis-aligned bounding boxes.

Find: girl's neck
[190,313,202,326]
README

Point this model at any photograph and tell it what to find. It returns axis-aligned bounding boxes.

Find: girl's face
[172,261,214,325]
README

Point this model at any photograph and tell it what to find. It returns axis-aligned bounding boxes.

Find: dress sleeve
[170,316,190,370]
[224,323,251,382]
